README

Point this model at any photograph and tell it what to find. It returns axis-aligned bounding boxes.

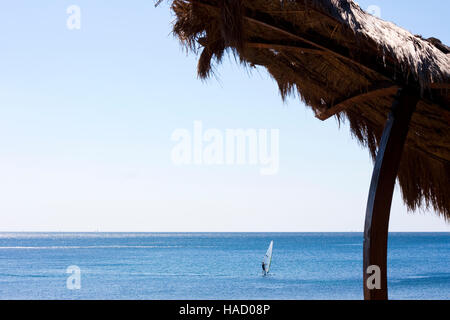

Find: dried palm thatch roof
[164,0,450,219]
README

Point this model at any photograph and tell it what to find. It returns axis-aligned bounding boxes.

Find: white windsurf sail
[262,240,274,275]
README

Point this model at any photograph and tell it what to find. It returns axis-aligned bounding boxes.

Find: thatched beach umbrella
[161,0,450,299]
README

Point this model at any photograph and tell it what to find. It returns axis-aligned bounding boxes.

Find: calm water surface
[0,233,448,299]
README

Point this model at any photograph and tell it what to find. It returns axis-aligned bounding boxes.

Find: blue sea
[0,233,448,300]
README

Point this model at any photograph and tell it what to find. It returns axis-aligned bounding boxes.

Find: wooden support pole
[363,88,419,300]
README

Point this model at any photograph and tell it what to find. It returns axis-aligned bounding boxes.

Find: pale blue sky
[0,1,448,231]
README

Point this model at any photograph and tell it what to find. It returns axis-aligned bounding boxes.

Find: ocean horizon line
[0,231,448,234]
